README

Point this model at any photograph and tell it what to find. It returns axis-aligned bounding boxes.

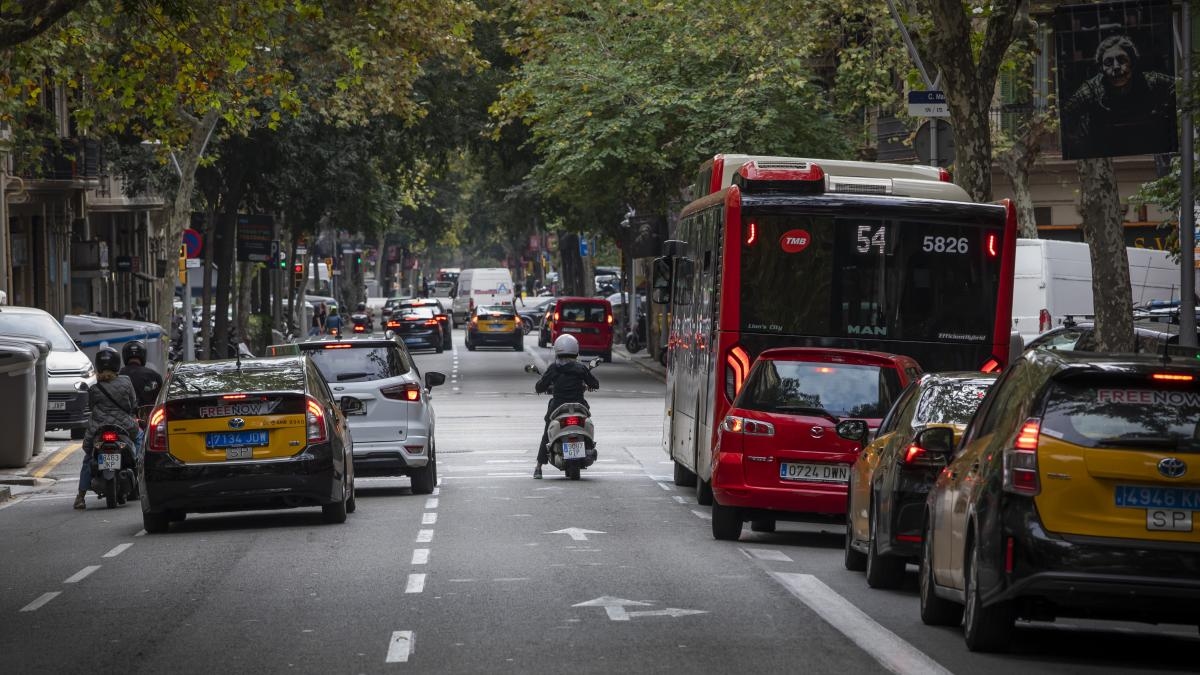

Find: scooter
[89,425,138,509]
[625,307,647,353]
[524,358,601,480]
[351,312,371,334]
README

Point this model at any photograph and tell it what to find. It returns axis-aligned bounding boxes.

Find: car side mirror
[339,396,365,415]
[835,419,869,444]
[651,256,673,305]
[913,426,954,455]
[425,371,446,388]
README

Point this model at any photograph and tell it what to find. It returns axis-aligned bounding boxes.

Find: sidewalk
[0,441,78,502]
[612,344,666,380]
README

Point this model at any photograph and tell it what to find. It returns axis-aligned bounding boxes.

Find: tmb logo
[779,229,811,254]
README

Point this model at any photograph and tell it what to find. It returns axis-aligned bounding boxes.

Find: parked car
[297,336,444,492]
[465,304,523,352]
[844,372,998,587]
[920,348,1200,652]
[0,306,97,439]
[1025,320,1196,354]
[139,355,357,533]
[709,348,922,541]
[545,297,615,362]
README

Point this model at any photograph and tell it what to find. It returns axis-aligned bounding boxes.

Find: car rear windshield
[396,307,435,320]
[303,345,411,382]
[167,365,306,396]
[914,380,994,425]
[478,305,516,318]
[736,360,902,419]
[558,302,606,323]
[1041,378,1200,451]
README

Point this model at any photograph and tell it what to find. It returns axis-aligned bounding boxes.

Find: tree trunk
[945,86,995,202]
[212,210,237,359]
[200,208,215,359]
[154,111,219,333]
[559,233,585,296]
[236,261,255,347]
[1077,158,1135,352]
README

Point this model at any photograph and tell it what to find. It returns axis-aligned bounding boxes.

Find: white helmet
[553,334,580,358]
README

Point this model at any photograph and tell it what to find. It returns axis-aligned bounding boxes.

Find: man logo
[779,229,812,254]
[1158,457,1187,479]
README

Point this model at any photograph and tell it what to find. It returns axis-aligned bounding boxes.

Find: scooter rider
[533,334,598,479]
[74,347,140,510]
[120,340,163,415]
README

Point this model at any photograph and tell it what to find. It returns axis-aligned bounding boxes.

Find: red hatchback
[710,348,920,540]
[548,297,614,362]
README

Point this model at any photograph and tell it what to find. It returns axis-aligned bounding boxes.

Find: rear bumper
[397,333,441,349]
[351,439,429,476]
[140,445,345,513]
[712,451,848,516]
[552,331,612,353]
[469,329,522,345]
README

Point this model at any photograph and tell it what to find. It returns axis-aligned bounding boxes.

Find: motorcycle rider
[533,334,599,479]
[120,340,163,416]
[74,347,140,510]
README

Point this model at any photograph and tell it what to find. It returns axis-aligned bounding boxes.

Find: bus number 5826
[922,236,969,254]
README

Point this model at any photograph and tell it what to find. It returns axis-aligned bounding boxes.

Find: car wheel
[410,457,436,495]
[963,539,1014,652]
[71,427,86,440]
[538,332,548,348]
[696,477,713,506]
[711,500,742,541]
[322,496,348,524]
[919,520,963,626]
[522,318,533,335]
[466,340,476,352]
[143,510,170,534]
[843,507,867,571]
[749,519,776,533]
[865,501,906,589]
[673,460,697,487]
[436,344,444,354]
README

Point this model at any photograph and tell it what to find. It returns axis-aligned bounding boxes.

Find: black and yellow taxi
[920,349,1200,652]
[465,304,523,352]
[138,355,358,533]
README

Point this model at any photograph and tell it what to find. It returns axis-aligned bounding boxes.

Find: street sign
[908,90,949,117]
[182,228,203,259]
[185,258,201,268]
[915,119,956,166]
[270,240,280,258]
[580,239,590,257]
[235,214,274,262]
[115,255,133,273]
[296,246,308,255]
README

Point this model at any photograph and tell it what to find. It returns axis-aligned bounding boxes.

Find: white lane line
[386,630,414,663]
[436,477,443,487]
[690,509,712,521]
[103,543,133,558]
[64,565,101,584]
[405,573,426,594]
[656,482,672,491]
[134,529,146,537]
[412,549,430,565]
[672,495,687,504]
[20,592,61,612]
[771,573,954,675]
[416,529,434,543]
[741,548,793,562]
[425,498,439,509]
[493,577,530,582]
[432,486,441,495]
[422,512,438,525]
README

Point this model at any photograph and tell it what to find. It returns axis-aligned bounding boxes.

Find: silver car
[298,335,445,494]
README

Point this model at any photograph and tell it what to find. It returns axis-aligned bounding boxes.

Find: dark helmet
[95,347,122,373]
[122,340,147,366]
[356,302,367,312]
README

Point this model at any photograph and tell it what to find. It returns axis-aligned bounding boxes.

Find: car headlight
[82,365,96,379]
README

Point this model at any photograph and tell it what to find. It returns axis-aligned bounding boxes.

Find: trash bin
[0,336,50,456]
[0,342,39,468]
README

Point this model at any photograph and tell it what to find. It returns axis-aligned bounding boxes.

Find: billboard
[1055,0,1177,160]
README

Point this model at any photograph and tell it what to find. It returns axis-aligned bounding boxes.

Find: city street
[1,331,1197,675]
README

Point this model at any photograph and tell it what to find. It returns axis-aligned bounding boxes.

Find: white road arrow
[573,596,708,621]
[547,527,606,541]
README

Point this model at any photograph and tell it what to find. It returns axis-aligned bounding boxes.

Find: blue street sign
[580,239,589,257]
[907,90,949,117]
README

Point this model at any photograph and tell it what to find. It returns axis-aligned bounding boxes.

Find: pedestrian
[310,303,326,336]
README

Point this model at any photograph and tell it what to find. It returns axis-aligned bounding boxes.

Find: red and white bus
[655,155,1017,490]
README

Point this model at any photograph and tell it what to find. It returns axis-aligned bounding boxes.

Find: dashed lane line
[19,592,60,612]
[63,565,100,584]
[412,549,430,565]
[405,573,426,594]
[424,498,439,509]
[416,529,434,543]
[690,509,712,521]
[386,630,414,663]
[740,548,794,562]
[103,543,133,558]
[422,512,438,525]
[656,482,673,491]
[672,495,687,504]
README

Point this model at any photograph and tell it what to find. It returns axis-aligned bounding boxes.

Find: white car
[297,335,446,494]
[0,306,96,438]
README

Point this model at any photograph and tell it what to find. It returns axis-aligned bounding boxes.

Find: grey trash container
[0,342,39,468]
[0,336,50,456]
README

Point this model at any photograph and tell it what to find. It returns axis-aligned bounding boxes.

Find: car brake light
[563,415,583,427]
[436,315,447,322]
[146,406,168,453]
[937,167,952,182]
[606,314,613,325]
[100,430,119,443]
[323,343,353,349]
[222,394,247,400]
[721,415,774,436]
[1152,373,1194,382]
[1003,418,1041,495]
[554,311,560,322]
[381,382,421,402]
[980,358,1001,373]
[816,367,834,374]
[424,319,439,327]
[903,442,947,467]
[306,396,328,444]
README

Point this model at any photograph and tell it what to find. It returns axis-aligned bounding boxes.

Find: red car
[710,347,921,540]
[548,297,614,362]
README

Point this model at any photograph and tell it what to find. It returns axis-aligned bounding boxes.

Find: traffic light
[355,253,363,265]
[278,251,287,269]
[293,263,304,283]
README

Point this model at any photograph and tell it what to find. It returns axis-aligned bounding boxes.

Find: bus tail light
[937,167,952,183]
[721,415,774,436]
[745,221,757,246]
[1002,419,1041,496]
[987,233,999,257]
[980,358,1001,373]
[306,397,328,444]
[146,406,168,453]
[724,346,751,402]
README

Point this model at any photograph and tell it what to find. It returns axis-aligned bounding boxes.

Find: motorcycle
[524,358,601,480]
[89,425,138,509]
[625,306,648,353]
[351,312,371,334]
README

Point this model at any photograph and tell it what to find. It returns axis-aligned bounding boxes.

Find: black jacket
[119,364,163,409]
[535,360,599,403]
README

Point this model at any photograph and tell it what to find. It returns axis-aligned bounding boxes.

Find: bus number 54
[856,225,887,254]
[922,236,969,254]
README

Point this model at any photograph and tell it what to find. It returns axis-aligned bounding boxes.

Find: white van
[1012,238,1183,342]
[452,268,515,323]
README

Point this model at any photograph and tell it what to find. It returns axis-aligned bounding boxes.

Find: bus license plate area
[562,441,586,460]
[1146,509,1193,532]
[96,453,121,471]
[206,431,269,450]
[779,462,848,483]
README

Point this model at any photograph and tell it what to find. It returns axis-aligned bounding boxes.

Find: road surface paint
[741,548,793,562]
[656,482,672,491]
[547,527,606,541]
[31,442,82,479]
[386,631,414,663]
[422,512,437,525]
[771,572,953,675]
[424,498,439,509]
[672,495,687,504]
[691,509,712,521]
[573,596,708,622]
[20,592,61,612]
[103,543,133,558]
[416,529,434,543]
[64,565,100,583]
[412,549,430,565]
[406,574,426,594]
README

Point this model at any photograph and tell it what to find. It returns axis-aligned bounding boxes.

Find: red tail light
[424,320,439,327]
[606,314,613,325]
[562,415,583,427]
[1152,373,1194,382]
[100,430,119,443]
[381,382,421,402]
[980,358,1001,373]
[745,221,757,246]
[306,396,328,444]
[436,315,448,323]
[1038,308,1051,332]
[937,167,952,183]
[554,311,560,322]
[386,321,400,329]
[721,415,774,436]
[724,346,751,402]
[903,442,947,467]
[353,324,366,333]
[146,406,168,453]
[222,394,247,400]
[1003,418,1041,495]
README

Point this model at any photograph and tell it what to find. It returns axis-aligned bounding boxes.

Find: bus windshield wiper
[770,405,839,422]
[1095,434,1181,449]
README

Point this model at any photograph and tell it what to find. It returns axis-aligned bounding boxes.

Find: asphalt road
[1,330,1197,674]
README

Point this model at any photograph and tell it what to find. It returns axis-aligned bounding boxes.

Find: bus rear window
[735,360,902,419]
[1041,380,1200,450]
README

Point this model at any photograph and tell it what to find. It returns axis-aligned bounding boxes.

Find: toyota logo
[1158,457,1187,479]
[810,426,825,438]
[228,418,246,429]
